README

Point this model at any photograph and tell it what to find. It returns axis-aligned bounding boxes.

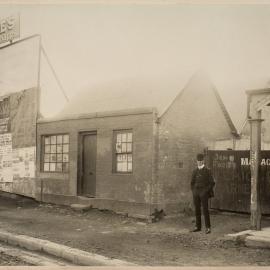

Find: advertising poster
[12,147,36,179]
[0,133,12,182]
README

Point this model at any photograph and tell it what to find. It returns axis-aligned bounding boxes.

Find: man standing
[191,153,215,234]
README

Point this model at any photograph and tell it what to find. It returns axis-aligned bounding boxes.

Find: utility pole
[248,110,263,230]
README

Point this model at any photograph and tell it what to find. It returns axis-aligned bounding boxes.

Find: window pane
[56,163,62,172]
[116,142,122,153]
[50,154,56,162]
[128,162,132,172]
[127,133,132,142]
[117,162,123,172]
[116,134,122,142]
[57,145,63,153]
[117,155,122,162]
[122,143,127,153]
[45,137,50,144]
[127,143,132,152]
[51,145,56,153]
[63,162,69,172]
[50,163,56,171]
[63,135,69,144]
[57,154,62,162]
[122,133,127,142]
[127,154,132,161]
[44,163,49,171]
[122,154,127,161]
[63,144,69,153]
[51,136,56,144]
[44,154,50,162]
[63,154,69,162]
[45,145,50,153]
[122,162,127,172]
[57,135,63,144]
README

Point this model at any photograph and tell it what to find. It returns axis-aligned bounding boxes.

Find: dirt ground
[0,196,269,266]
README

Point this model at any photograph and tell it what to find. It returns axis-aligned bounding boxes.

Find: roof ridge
[212,86,239,137]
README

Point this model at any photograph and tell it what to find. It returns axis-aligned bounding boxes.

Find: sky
[1,2,270,129]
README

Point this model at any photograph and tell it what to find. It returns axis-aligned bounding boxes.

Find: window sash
[42,134,69,173]
[114,130,133,173]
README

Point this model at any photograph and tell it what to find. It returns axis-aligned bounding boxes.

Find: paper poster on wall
[12,147,35,179]
[0,118,9,133]
[0,133,12,182]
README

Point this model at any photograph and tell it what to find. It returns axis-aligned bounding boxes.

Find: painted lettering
[241,157,270,166]
[241,158,250,166]
[0,20,7,34]
[0,15,19,44]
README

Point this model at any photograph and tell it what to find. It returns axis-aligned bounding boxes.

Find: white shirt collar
[198,164,205,170]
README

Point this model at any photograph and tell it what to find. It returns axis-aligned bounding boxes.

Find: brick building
[35,72,237,218]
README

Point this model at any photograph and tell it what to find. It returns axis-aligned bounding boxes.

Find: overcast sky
[1,2,270,128]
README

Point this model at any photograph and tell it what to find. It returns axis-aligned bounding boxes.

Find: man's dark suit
[191,166,215,229]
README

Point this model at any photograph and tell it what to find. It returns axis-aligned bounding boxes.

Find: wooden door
[209,151,238,211]
[79,133,97,197]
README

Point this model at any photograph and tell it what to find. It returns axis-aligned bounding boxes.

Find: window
[42,134,69,172]
[114,130,133,173]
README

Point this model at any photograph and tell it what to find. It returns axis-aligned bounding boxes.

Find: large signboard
[0,35,40,95]
[0,14,20,45]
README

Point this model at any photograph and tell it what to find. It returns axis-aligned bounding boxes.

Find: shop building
[35,72,237,218]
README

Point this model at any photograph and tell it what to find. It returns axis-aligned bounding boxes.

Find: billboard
[0,14,20,45]
[0,35,40,96]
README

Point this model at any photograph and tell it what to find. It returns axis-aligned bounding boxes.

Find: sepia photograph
[0,0,270,267]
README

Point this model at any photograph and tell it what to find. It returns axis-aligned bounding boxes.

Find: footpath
[0,195,269,266]
[227,227,270,249]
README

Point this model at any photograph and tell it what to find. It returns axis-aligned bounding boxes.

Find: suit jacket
[191,167,215,198]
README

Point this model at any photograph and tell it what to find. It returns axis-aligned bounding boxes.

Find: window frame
[41,133,70,173]
[113,129,133,174]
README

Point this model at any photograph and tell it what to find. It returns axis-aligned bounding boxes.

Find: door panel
[81,134,97,197]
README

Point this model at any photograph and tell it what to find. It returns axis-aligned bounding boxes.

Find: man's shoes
[191,227,201,232]
[205,228,211,234]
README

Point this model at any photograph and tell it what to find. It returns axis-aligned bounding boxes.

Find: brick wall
[156,75,234,214]
[36,110,155,213]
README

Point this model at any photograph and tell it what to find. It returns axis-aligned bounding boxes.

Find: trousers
[193,192,211,229]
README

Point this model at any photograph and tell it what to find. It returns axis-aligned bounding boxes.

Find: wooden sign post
[248,110,263,230]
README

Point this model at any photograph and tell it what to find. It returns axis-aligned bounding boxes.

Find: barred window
[114,130,133,173]
[42,134,69,172]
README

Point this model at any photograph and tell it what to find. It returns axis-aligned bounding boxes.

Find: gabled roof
[56,77,188,119]
[159,71,238,136]
[52,72,238,136]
